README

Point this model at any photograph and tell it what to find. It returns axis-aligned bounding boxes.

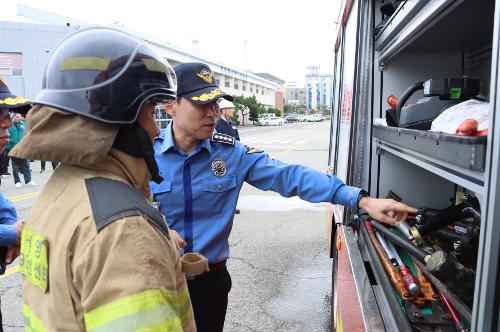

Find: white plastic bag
[430,99,489,134]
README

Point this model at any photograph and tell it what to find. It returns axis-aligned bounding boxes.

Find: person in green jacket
[7,114,37,188]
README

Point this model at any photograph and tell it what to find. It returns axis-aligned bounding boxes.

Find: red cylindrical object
[387,95,398,108]
[399,264,420,296]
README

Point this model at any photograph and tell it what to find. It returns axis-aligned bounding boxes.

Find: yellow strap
[142,59,168,73]
[19,227,49,292]
[84,288,193,332]
[59,57,111,71]
[23,304,49,332]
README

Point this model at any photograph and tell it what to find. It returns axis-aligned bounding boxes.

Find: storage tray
[373,124,487,170]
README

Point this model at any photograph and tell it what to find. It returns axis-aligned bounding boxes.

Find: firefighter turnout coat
[11,106,195,331]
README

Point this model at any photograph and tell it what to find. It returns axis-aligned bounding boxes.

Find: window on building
[225,82,231,88]
[215,79,220,86]
[250,87,253,93]
[256,89,259,94]
[0,53,23,76]
[234,83,239,90]
[242,85,246,91]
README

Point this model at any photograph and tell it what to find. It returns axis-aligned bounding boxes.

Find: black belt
[186,260,227,280]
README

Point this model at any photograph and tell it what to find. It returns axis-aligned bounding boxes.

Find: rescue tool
[364,220,455,331]
[371,220,476,307]
[389,241,420,297]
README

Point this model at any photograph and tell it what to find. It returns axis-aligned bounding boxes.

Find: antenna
[243,40,250,71]
[192,39,200,55]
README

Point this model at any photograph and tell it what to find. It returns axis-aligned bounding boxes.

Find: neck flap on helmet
[112,124,163,184]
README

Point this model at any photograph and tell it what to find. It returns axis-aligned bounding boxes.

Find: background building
[285,81,307,110]
[305,65,333,113]
[1,4,282,123]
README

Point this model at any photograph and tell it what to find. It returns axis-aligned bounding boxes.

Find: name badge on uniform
[19,226,49,292]
[211,158,227,177]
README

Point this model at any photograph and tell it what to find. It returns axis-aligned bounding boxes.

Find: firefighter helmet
[35,26,177,124]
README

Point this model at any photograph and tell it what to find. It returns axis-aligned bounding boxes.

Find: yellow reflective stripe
[59,57,111,71]
[336,309,343,332]
[23,304,49,332]
[142,59,168,73]
[178,287,194,327]
[135,320,180,332]
[84,289,191,331]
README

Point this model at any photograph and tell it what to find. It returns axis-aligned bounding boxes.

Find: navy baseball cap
[0,77,31,114]
[174,62,233,104]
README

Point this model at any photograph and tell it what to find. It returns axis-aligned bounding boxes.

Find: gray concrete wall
[0,21,76,99]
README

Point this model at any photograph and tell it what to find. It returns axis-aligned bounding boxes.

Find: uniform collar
[158,122,212,155]
[87,148,151,197]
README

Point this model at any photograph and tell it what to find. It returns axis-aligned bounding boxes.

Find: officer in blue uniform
[215,99,240,141]
[152,62,417,332]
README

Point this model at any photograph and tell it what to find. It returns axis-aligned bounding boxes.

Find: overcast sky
[2,0,342,85]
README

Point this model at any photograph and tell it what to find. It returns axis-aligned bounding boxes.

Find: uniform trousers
[12,159,31,184]
[187,267,232,332]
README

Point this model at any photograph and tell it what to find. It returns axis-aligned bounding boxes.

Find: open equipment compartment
[329,0,500,331]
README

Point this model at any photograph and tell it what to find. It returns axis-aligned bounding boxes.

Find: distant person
[0,150,10,178]
[7,113,37,188]
[215,99,240,215]
[0,77,30,329]
[39,160,58,173]
[215,99,240,140]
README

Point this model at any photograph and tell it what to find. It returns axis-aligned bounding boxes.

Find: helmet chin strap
[112,124,164,184]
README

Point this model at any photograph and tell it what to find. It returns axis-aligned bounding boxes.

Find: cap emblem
[197,68,214,84]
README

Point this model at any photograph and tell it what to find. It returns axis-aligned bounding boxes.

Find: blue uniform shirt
[151,123,361,264]
[0,193,18,246]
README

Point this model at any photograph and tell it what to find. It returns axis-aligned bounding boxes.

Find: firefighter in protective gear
[11,27,195,331]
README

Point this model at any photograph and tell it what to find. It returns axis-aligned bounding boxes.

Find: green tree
[284,104,297,114]
[266,108,281,117]
[233,95,264,124]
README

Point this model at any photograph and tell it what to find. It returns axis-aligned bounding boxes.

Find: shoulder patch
[211,132,235,145]
[245,145,264,154]
[85,177,170,239]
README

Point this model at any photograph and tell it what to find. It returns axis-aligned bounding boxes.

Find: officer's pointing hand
[358,197,417,226]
